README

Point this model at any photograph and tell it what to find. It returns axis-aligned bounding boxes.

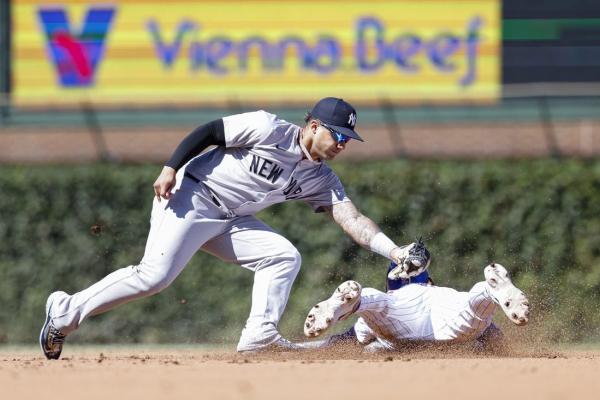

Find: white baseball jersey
[353,282,497,350]
[187,110,350,216]
[48,110,353,353]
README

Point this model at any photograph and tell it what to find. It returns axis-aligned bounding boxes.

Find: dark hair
[304,112,313,123]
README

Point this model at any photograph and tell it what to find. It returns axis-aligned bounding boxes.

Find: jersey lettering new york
[282,177,302,199]
[249,154,285,184]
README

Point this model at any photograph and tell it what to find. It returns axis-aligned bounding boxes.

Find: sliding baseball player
[303,253,530,351]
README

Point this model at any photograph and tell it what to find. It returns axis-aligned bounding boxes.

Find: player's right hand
[153,166,177,202]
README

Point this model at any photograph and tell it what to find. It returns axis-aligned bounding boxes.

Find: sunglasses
[320,123,351,144]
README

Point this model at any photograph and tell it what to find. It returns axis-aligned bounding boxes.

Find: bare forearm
[326,202,381,248]
[341,214,380,247]
[325,202,429,274]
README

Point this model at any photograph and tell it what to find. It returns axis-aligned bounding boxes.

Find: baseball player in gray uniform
[303,260,530,351]
[40,97,429,359]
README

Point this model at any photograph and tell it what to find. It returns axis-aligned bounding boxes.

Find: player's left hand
[388,239,431,280]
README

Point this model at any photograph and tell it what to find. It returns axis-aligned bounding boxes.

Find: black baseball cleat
[39,291,67,360]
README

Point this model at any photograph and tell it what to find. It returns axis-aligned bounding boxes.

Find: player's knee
[134,263,176,295]
[259,245,301,276]
[281,246,302,273]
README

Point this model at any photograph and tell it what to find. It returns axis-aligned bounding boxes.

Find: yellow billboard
[14,0,500,106]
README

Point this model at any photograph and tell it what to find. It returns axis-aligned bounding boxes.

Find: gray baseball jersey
[187,110,350,216]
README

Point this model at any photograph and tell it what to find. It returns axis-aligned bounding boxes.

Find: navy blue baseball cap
[310,97,364,142]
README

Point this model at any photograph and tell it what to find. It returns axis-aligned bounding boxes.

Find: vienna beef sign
[148,16,482,86]
[14,0,499,106]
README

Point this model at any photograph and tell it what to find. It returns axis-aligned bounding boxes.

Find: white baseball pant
[48,173,301,351]
[354,282,496,349]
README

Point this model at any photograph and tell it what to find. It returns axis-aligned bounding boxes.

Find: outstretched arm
[323,201,430,278]
[323,201,402,261]
[324,201,381,248]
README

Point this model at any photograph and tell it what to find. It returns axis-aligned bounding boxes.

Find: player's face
[311,123,349,160]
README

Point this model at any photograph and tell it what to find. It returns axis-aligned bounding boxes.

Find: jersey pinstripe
[353,281,497,346]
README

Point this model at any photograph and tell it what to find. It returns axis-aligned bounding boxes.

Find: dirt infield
[2,345,598,400]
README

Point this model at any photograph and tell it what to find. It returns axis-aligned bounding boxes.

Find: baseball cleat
[268,337,304,351]
[304,280,361,337]
[362,340,394,353]
[237,336,304,353]
[39,291,67,360]
[484,263,530,326]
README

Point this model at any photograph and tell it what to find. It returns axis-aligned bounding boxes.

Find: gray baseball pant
[49,175,301,351]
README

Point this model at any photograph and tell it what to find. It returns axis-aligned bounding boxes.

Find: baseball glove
[387,238,431,280]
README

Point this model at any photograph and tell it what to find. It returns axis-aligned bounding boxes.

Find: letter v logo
[38,7,116,87]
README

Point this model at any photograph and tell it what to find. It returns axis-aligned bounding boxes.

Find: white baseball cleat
[484,263,530,326]
[304,280,362,337]
[237,337,305,353]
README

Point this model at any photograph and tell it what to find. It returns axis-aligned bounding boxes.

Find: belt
[184,172,222,207]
